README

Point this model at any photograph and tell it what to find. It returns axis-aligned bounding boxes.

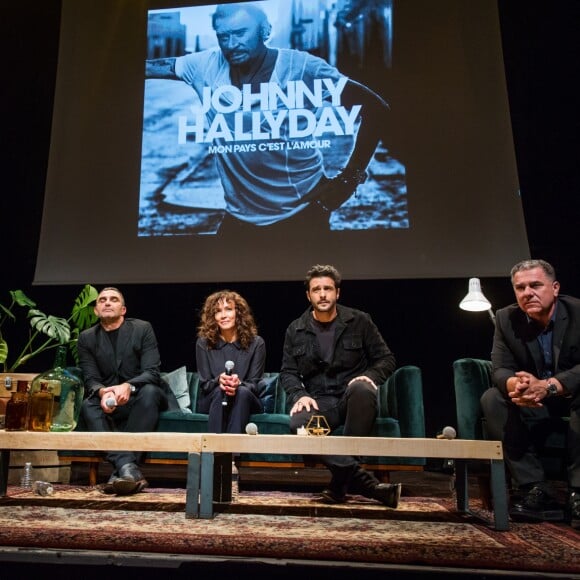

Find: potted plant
[0,284,98,374]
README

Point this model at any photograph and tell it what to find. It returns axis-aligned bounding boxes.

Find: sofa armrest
[453,358,492,440]
[380,365,425,438]
[187,372,200,412]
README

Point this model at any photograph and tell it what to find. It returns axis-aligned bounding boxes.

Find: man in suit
[79,287,170,495]
[481,259,580,528]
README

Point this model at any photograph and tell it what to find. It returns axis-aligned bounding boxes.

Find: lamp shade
[459,278,492,312]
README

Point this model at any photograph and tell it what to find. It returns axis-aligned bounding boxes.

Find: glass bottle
[30,346,84,431]
[4,380,30,431]
[27,381,54,431]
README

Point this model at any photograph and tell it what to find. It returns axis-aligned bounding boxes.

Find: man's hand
[508,371,548,407]
[99,383,133,412]
[290,396,319,416]
[313,168,368,212]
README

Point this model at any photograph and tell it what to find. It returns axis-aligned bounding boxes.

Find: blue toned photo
[140,0,408,236]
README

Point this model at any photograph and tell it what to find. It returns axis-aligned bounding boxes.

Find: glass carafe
[29,346,84,431]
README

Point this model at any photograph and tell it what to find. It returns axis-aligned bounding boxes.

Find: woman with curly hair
[196,290,266,433]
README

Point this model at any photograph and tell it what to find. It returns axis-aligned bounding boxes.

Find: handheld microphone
[245,422,258,435]
[105,397,117,409]
[436,426,457,440]
[222,360,235,407]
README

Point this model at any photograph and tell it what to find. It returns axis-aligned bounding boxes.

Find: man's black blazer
[78,317,164,397]
[491,294,580,397]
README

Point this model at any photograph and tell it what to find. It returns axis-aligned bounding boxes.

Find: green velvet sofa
[61,365,426,484]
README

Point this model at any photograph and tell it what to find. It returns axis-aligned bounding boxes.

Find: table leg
[200,451,215,519]
[185,452,200,519]
[0,450,9,496]
[213,452,233,502]
[489,459,509,531]
[455,458,469,512]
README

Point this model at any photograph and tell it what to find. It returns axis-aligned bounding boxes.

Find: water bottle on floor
[20,462,34,490]
[231,461,239,502]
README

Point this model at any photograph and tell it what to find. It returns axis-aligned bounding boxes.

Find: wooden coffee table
[196,434,509,530]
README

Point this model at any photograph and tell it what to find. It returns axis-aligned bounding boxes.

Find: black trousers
[197,385,263,433]
[481,387,580,488]
[81,384,165,471]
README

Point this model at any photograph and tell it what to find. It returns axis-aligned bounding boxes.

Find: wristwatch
[128,384,136,394]
[545,382,558,398]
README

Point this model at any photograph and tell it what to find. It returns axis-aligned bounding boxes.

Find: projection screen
[34,0,529,284]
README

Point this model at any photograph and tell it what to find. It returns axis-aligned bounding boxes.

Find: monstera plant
[0,284,98,373]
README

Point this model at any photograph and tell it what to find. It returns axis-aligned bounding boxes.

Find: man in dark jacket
[280,264,401,506]
[79,287,171,495]
[481,259,580,528]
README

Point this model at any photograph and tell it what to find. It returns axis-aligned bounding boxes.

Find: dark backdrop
[2,1,579,438]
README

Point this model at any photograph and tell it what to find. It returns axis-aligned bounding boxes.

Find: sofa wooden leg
[88,462,99,486]
[375,471,391,483]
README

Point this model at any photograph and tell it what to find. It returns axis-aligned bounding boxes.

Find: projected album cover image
[140,0,408,236]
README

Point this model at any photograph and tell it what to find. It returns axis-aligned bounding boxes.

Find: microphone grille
[225,360,235,371]
[442,426,457,439]
[245,422,258,435]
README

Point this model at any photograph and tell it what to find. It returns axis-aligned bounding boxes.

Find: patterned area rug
[0,485,579,575]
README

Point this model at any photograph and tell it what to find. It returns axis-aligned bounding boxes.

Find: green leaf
[10,290,36,308]
[69,327,81,365]
[0,338,7,365]
[28,310,71,343]
[0,303,15,321]
[70,284,98,330]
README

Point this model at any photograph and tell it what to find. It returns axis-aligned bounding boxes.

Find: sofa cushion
[257,375,278,414]
[162,366,192,413]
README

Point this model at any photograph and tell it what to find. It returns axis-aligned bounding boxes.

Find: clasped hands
[220,371,240,398]
[508,372,551,407]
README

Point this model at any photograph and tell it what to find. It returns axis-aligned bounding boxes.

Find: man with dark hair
[280,264,401,506]
[481,259,580,528]
[145,2,388,234]
[79,287,173,495]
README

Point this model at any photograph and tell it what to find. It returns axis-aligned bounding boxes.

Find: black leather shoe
[510,484,564,522]
[319,488,347,504]
[112,463,148,496]
[568,491,580,529]
[100,472,120,495]
[370,483,402,508]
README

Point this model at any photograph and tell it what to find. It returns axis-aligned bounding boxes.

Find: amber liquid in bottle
[27,381,54,432]
[5,380,30,431]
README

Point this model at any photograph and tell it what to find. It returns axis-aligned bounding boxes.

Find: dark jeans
[289,379,380,492]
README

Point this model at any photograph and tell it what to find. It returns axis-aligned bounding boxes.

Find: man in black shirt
[281,264,401,507]
[79,287,172,495]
